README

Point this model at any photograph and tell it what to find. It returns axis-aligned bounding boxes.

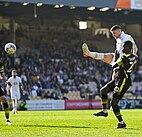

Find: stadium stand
[0,11,142,101]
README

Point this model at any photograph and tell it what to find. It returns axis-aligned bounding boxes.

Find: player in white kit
[82,25,138,65]
[7,70,23,114]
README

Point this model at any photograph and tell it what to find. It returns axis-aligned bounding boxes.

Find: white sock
[120,121,124,124]
[102,109,107,113]
[89,52,104,60]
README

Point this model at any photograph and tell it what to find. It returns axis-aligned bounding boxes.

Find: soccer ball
[5,43,16,54]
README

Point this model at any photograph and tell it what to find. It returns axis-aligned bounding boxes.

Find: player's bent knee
[100,85,110,94]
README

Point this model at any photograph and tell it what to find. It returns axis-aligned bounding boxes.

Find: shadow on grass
[21,124,99,129]
[126,127,142,130]
[1,124,141,130]
[17,125,142,130]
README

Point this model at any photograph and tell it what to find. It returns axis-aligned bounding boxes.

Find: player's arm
[5,78,12,95]
[111,57,123,79]
[6,84,11,96]
[103,53,114,64]
[19,77,24,92]
[19,80,24,96]
[129,37,138,57]
[112,57,124,68]
[133,43,138,57]
[0,61,6,81]
[19,82,24,91]
[1,72,12,87]
[0,72,7,82]
[82,43,114,64]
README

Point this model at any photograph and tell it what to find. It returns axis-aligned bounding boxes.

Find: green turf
[0,109,141,137]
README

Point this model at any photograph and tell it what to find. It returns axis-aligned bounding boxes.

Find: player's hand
[6,81,12,86]
[6,85,11,96]
[82,43,89,57]
[7,92,11,96]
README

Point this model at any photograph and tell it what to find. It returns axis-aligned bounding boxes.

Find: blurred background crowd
[0,3,142,101]
[1,22,142,101]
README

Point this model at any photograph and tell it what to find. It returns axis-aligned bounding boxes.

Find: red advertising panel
[65,100,102,110]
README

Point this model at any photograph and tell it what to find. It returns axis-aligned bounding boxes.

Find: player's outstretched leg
[82,43,89,57]
[82,43,106,61]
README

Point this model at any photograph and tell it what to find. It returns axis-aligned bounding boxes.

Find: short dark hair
[123,41,133,53]
[12,69,16,72]
[110,25,121,32]
[124,41,132,49]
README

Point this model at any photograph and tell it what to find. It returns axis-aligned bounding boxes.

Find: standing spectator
[31,83,38,98]
[21,71,27,84]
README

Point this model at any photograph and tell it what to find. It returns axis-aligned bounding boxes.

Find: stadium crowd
[0,23,142,100]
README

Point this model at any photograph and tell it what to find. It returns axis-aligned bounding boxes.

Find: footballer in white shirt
[82,25,138,65]
[7,70,23,114]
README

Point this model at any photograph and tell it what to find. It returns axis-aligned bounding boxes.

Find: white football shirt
[116,31,137,58]
[8,76,22,93]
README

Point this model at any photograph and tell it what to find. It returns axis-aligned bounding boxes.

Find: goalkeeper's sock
[120,121,124,124]
[102,109,107,113]
[112,105,123,122]
[89,52,104,60]
[102,98,108,110]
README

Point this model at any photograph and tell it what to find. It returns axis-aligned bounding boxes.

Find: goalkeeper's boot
[82,43,89,57]
[116,122,126,128]
[93,111,108,117]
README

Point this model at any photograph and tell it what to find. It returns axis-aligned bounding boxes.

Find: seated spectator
[135,86,142,97]
[79,84,87,99]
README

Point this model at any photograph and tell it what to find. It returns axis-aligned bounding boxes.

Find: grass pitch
[0,109,141,137]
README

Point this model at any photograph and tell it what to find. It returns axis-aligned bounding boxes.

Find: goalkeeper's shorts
[106,77,131,100]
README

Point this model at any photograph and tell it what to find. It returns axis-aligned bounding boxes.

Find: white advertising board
[131,0,142,10]
[26,100,64,110]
